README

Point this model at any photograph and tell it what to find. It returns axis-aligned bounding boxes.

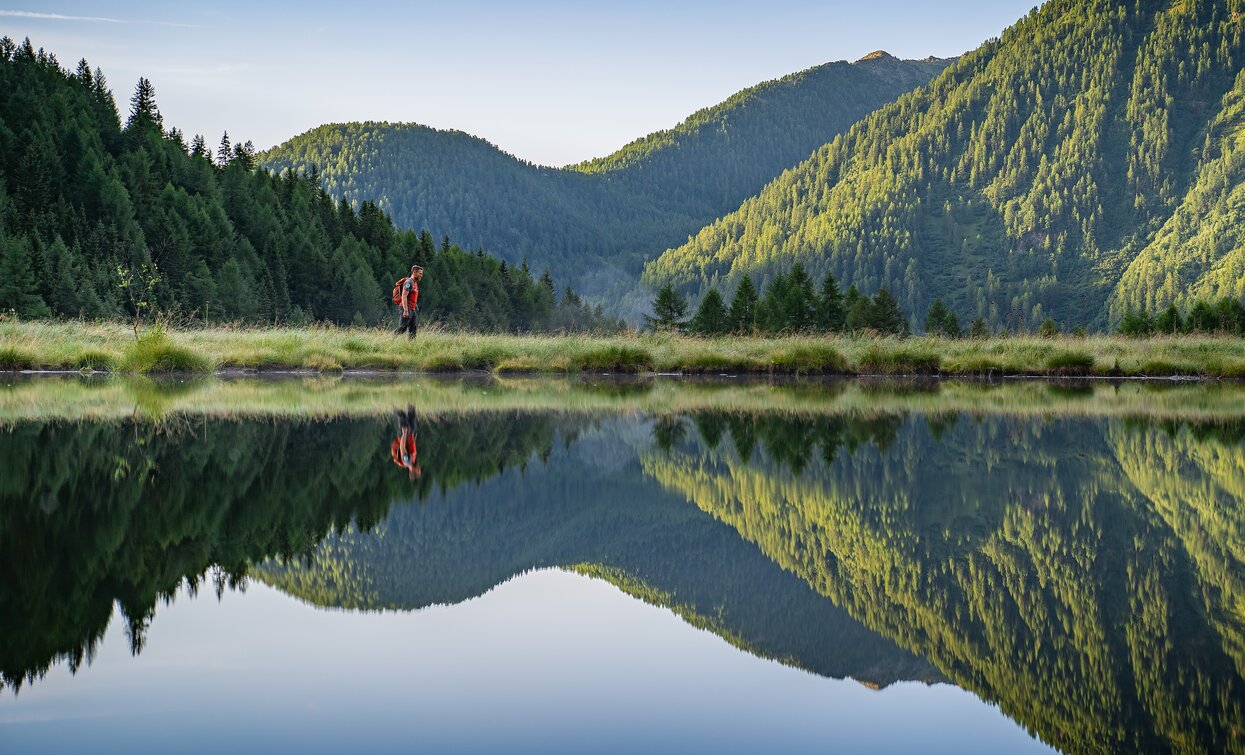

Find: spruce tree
[869,287,907,335]
[126,77,161,131]
[816,272,845,332]
[216,131,232,167]
[728,276,759,333]
[925,298,960,337]
[646,283,688,331]
[690,288,728,335]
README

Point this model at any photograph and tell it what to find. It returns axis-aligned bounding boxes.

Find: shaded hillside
[646,0,1245,330]
[260,55,950,298]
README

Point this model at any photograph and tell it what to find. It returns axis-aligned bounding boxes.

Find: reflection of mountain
[5,400,1244,755]
[642,414,1245,755]
[0,412,566,691]
[255,423,942,688]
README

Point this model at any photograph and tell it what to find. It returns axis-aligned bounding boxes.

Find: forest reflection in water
[0,376,1242,754]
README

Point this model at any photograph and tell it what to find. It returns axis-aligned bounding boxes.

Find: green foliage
[689,288,729,336]
[769,344,848,375]
[118,326,211,373]
[577,344,655,372]
[1120,297,1245,337]
[1044,351,1094,375]
[260,57,950,299]
[644,0,1245,332]
[968,318,988,339]
[1037,318,1059,338]
[646,284,688,331]
[924,298,961,337]
[0,40,608,333]
[728,276,760,333]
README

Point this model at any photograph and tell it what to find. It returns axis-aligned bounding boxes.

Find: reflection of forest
[3,405,1243,755]
[0,412,570,691]
[643,412,1245,755]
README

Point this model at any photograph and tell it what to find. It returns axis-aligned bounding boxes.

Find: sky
[3,1,1040,166]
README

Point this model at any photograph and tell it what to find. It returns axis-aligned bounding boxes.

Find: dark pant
[394,308,418,338]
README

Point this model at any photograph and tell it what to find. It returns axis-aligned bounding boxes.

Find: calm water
[1,377,1243,754]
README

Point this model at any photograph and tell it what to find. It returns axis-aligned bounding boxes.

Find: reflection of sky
[1,570,1052,754]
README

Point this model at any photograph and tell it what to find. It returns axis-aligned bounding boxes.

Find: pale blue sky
[3,1,1040,165]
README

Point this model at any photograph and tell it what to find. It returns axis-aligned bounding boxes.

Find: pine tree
[126,77,161,131]
[216,131,232,167]
[1154,303,1183,334]
[969,317,988,338]
[646,283,688,331]
[925,298,960,337]
[816,272,845,332]
[728,276,759,333]
[869,288,907,335]
[690,288,728,335]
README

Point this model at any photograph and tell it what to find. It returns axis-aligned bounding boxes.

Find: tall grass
[2,320,1245,377]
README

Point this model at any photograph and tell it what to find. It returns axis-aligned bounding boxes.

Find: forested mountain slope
[0,38,611,330]
[645,0,1245,329]
[259,55,950,298]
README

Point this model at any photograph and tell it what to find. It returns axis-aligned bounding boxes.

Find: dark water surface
[1,377,1242,754]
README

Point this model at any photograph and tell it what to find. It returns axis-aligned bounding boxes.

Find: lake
[1,376,1242,754]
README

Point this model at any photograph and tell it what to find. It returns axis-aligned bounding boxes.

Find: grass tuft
[1044,351,1095,376]
[857,344,941,374]
[771,344,848,375]
[119,328,212,374]
[578,345,654,372]
[0,345,36,370]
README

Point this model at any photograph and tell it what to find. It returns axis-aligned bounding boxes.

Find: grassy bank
[3,320,1245,377]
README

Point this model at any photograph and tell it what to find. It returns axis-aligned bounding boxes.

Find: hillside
[259,54,951,299]
[645,0,1245,330]
[0,38,611,330]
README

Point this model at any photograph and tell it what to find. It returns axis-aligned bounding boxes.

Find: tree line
[0,38,618,333]
[648,261,1000,337]
[1117,296,1245,337]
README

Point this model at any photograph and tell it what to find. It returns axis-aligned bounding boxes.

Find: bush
[73,349,115,371]
[857,344,941,374]
[1038,319,1059,338]
[119,328,212,373]
[0,345,35,370]
[1044,351,1094,376]
[770,344,848,375]
[578,345,654,372]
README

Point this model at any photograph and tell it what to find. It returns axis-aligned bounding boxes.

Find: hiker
[390,408,421,481]
[393,264,423,338]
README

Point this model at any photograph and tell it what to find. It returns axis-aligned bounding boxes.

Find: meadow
[3,320,1245,378]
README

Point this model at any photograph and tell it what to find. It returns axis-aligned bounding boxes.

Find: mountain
[259,54,951,299]
[644,0,1245,330]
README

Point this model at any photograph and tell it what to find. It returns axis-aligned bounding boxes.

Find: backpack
[391,277,407,305]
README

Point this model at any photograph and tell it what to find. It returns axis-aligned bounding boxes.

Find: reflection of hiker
[390,408,421,481]
[392,264,424,339]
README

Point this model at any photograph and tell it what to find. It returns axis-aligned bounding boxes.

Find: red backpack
[391,277,407,305]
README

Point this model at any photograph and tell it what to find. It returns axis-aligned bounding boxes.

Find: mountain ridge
[260,53,953,301]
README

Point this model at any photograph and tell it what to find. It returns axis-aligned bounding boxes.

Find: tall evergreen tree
[816,272,845,332]
[728,276,760,334]
[126,77,161,131]
[646,284,687,331]
[690,288,728,336]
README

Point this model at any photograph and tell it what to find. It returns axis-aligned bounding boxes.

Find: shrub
[857,344,941,374]
[0,345,35,370]
[73,349,115,371]
[1044,351,1094,376]
[119,328,212,373]
[770,344,848,375]
[578,345,654,372]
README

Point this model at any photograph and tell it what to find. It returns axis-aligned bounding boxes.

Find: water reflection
[1,378,1242,754]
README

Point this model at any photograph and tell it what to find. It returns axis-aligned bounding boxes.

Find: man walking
[394,264,423,338]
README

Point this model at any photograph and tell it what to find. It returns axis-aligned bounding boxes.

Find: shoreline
[3,321,1245,379]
